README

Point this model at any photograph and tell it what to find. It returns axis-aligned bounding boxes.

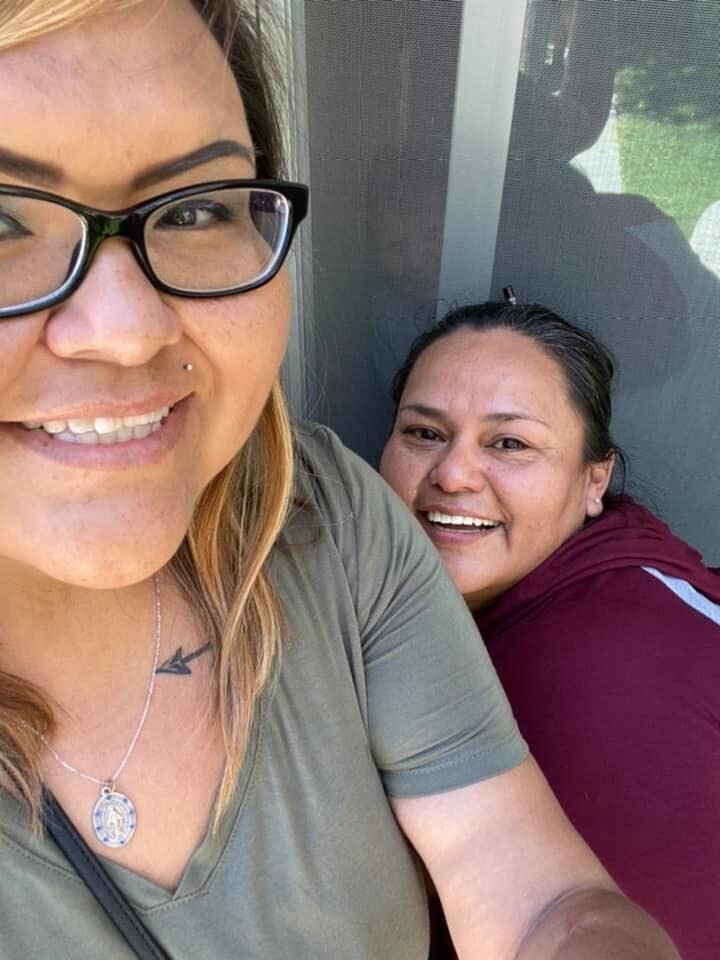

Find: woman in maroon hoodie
[380,301,720,960]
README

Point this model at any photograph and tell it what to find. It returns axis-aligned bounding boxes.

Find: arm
[393,757,679,960]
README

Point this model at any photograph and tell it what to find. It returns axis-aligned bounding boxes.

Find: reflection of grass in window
[616,114,720,239]
[615,62,720,240]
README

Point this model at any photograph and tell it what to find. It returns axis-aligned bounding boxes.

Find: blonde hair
[0,0,140,50]
[0,0,295,830]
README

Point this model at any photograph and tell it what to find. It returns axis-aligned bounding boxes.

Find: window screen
[303,1,463,462]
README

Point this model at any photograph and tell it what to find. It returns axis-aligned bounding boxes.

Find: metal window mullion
[438,0,528,307]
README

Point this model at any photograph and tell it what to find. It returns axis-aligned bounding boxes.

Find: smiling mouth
[422,511,502,532]
[18,404,174,446]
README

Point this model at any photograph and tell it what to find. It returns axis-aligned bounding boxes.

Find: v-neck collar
[0,697,264,913]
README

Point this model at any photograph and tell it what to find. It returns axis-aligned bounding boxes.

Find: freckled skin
[380,328,612,609]
[0,0,291,589]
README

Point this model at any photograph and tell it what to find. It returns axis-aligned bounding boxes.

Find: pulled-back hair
[392,301,627,475]
[0,0,294,830]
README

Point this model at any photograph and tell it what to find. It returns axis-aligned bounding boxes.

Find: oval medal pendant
[92,787,137,848]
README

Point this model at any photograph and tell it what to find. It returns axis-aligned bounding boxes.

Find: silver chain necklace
[39,575,161,849]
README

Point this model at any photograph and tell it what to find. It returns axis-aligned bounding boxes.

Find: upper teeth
[427,512,499,528]
[23,407,170,435]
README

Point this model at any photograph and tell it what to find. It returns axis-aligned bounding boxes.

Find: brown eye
[404,426,443,442]
[155,200,234,230]
[492,437,527,451]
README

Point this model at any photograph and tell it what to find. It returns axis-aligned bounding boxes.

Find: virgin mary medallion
[92,787,136,848]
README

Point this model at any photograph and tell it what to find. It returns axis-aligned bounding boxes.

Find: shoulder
[293,422,374,508]
[291,421,423,545]
[293,421,391,497]
[489,565,720,718]
[525,565,718,648]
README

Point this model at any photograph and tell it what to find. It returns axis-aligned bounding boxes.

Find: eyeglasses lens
[0,197,85,311]
[145,188,290,293]
[0,186,292,314]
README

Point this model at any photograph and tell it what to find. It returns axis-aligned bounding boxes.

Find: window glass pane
[491,0,720,562]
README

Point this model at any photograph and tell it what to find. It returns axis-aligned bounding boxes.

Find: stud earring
[594,497,601,504]
[183,363,193,372]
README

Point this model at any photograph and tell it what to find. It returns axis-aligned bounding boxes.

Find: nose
[429,441,486,494]
[44,240,182,366]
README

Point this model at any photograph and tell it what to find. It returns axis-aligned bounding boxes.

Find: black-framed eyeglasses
[0,179,309,319]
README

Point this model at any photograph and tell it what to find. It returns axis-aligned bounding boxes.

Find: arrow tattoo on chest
[156,642,212,676]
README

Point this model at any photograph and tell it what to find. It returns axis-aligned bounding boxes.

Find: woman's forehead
[0,0,251,197]
[411,329,566,389]
[404,328,579,426]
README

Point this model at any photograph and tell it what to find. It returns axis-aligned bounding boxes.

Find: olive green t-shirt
[0,424,527,959]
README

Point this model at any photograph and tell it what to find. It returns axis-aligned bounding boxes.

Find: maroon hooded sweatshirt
[472,498,719,959]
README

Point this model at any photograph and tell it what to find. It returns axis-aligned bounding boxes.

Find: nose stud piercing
[183,363,193,372]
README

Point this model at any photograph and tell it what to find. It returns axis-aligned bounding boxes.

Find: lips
[2,395,191,469]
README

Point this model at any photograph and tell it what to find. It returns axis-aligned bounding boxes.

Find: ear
[585,454,615,518]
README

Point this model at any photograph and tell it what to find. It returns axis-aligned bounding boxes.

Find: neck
[0,563,165,723]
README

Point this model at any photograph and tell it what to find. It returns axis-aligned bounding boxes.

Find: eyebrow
[131,140,256,190]
[0,147,62,187]
[0,139,256,192]
[398,403,550,428]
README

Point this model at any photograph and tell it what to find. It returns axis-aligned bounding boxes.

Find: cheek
[182,280,291,473]
[0,317,46,398]
[498,461,586,547]
[185,275,290,402]
[185,274,291,362]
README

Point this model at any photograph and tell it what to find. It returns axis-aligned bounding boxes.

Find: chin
[37,540,183,590]
[6,508,191,590]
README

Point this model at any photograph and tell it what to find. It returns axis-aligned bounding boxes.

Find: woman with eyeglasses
[0,3,680,958]
[381,302,720,960]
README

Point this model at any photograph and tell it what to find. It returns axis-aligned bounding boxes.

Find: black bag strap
[42,790,171,960]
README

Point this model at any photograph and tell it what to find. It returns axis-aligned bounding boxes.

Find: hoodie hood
[475,497,720,637]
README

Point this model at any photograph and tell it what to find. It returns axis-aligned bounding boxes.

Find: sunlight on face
[380,328,610,609]
[0,0,291,588]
